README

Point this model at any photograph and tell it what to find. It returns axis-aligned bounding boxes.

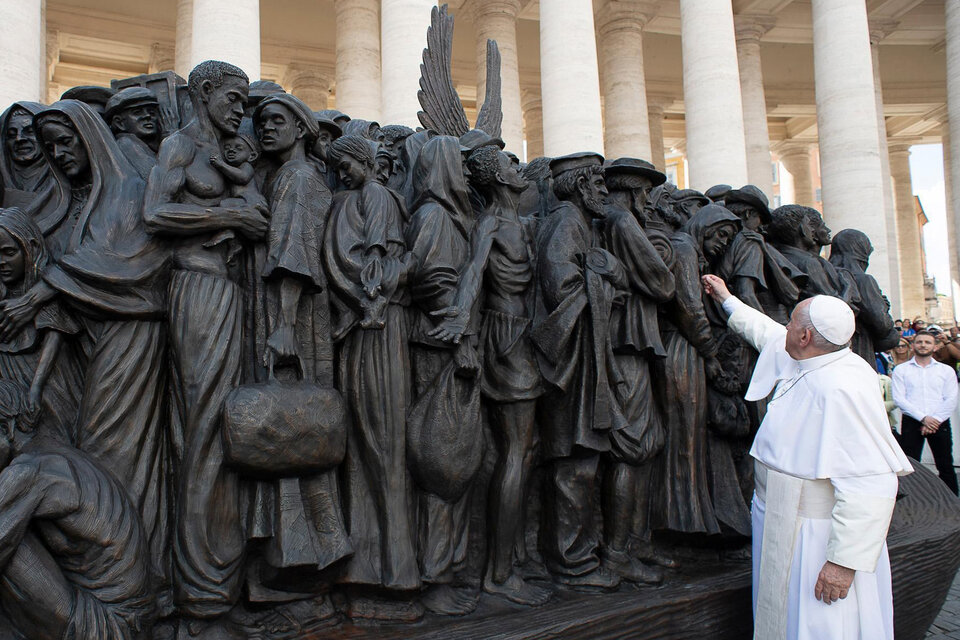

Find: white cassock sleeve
[826,473,898,572]
[722,296,786,353]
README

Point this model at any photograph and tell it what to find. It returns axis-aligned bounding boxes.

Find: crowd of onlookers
[877,317,960,495]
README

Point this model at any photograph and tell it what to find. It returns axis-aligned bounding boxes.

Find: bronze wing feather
[417,4,470,137]
[474,39,503,138]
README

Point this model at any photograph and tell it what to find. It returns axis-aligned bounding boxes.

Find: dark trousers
[900,416,960,495]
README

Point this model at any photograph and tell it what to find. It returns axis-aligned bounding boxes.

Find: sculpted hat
[809,295,856,346]
[104,87,159,121]
[313,112,343,139]
[704,184,732,202]
[670,188,710,206]
[60,85,116,115]
[248,80,286,102]
[603,157,667,186]
[725,184,771,222]
[459,129,505,152]
[550,152,604,179]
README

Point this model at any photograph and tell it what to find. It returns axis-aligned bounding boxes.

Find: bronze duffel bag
[223,359,347,478]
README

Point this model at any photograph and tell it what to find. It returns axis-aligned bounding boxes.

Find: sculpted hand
[815,561,855,605]
[0,294,41,343]
[701,274,731,304]
[233,207,269,240]
[453,341,481,378]
[704,357,723,381]
[23,386,42,430]
[267,323,298,361]
[428,306,470,344]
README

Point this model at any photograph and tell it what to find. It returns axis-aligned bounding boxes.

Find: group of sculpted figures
[0,13,900,640]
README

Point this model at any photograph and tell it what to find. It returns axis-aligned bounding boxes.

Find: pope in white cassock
[701,274,912,640]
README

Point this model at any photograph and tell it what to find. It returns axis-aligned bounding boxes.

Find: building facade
[0,0,953,320]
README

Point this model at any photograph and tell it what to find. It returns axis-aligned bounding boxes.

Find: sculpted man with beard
[529,152,627,590]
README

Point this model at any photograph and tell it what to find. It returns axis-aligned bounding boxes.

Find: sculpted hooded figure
[0,99,172,610]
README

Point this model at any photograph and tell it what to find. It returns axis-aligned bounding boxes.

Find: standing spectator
[894,319,903,332]
[902,320,917,338]
[891,337,913,368]
[934,328,960,373]
[892,330,960,494]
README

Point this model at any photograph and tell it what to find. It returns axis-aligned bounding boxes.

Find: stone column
[190,0,261,80]
[943,124,960,322]
[680,0,749,190]
[947,1,960,321]
[735,16,774,199]
[888,142,924,319]
[540,0,604,155]
[334,0,381,121]
[471,0,523,152]
[870,20,901,316]
[522,89,544,159]
[595,0,656,160]
[777,143,817,207]
[381,0,435,128]
[647,99,667,171]
[811,0,891,295]
[287,65,333,110]
[0,0,44,106]
[175,0,193,78]
[149,43,176,74]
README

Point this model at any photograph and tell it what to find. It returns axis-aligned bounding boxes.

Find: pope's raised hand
[701,274,731,303]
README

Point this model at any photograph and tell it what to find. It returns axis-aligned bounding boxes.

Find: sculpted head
[105,88,161,143]
[702,221,738,261]
[5,108,41,166]
[188,60,249,135]
[35,112,90,182]
[466,146,526,195]
[256,102,304,154]
[330,134,377,190]
[0,381,34,468]
[0,207,46,293]
[767,204,818,250]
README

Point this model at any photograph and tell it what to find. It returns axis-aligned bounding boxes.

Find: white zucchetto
[808,295,855,346]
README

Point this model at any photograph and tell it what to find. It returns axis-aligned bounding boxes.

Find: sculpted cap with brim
[809,295,856,345]
[104,87,160,121]
[550,152,604,179]
[603,157,667,186]
[725,184,771,222]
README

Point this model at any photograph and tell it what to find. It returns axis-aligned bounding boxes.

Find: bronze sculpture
[0,5,956,636]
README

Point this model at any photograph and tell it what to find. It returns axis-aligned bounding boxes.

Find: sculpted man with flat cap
[702,274,911,640]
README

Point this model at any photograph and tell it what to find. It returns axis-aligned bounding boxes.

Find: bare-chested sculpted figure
[428,145,551,606]
[0,381,155,640]
[143,60,268,630]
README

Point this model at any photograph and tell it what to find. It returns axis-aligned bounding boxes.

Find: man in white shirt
[892,330,960,495]
[701,274,912,640]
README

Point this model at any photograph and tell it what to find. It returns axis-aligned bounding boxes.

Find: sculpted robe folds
[722,297,912,640]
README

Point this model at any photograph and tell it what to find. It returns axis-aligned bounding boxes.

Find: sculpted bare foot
[483,572,554,606]
[421,584,479,616]
[344,594,424,622]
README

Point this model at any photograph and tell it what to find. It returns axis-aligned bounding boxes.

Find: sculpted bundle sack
[223,359,348,478]
[406,357,483,501]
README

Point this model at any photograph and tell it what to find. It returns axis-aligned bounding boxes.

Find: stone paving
[927,571,960,639]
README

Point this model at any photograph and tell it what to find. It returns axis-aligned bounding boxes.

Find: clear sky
[910,144,949,295]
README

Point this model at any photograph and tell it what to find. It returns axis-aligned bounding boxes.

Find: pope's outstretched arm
[701,274,786,352]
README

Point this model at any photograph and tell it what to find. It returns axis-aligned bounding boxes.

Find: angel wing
[417,4,470,137]
[474,39,503,138]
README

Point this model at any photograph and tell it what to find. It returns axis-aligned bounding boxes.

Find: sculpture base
[326,561,753,640]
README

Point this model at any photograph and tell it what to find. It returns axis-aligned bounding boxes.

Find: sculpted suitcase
[223,359,347,479]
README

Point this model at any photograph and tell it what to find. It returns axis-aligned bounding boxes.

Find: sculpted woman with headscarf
[0,102,69,255]
[243,93,351,614]
[828,228,899,364]
[323,134,420,620]
[650,201,738,537]
[0,99,171,607]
